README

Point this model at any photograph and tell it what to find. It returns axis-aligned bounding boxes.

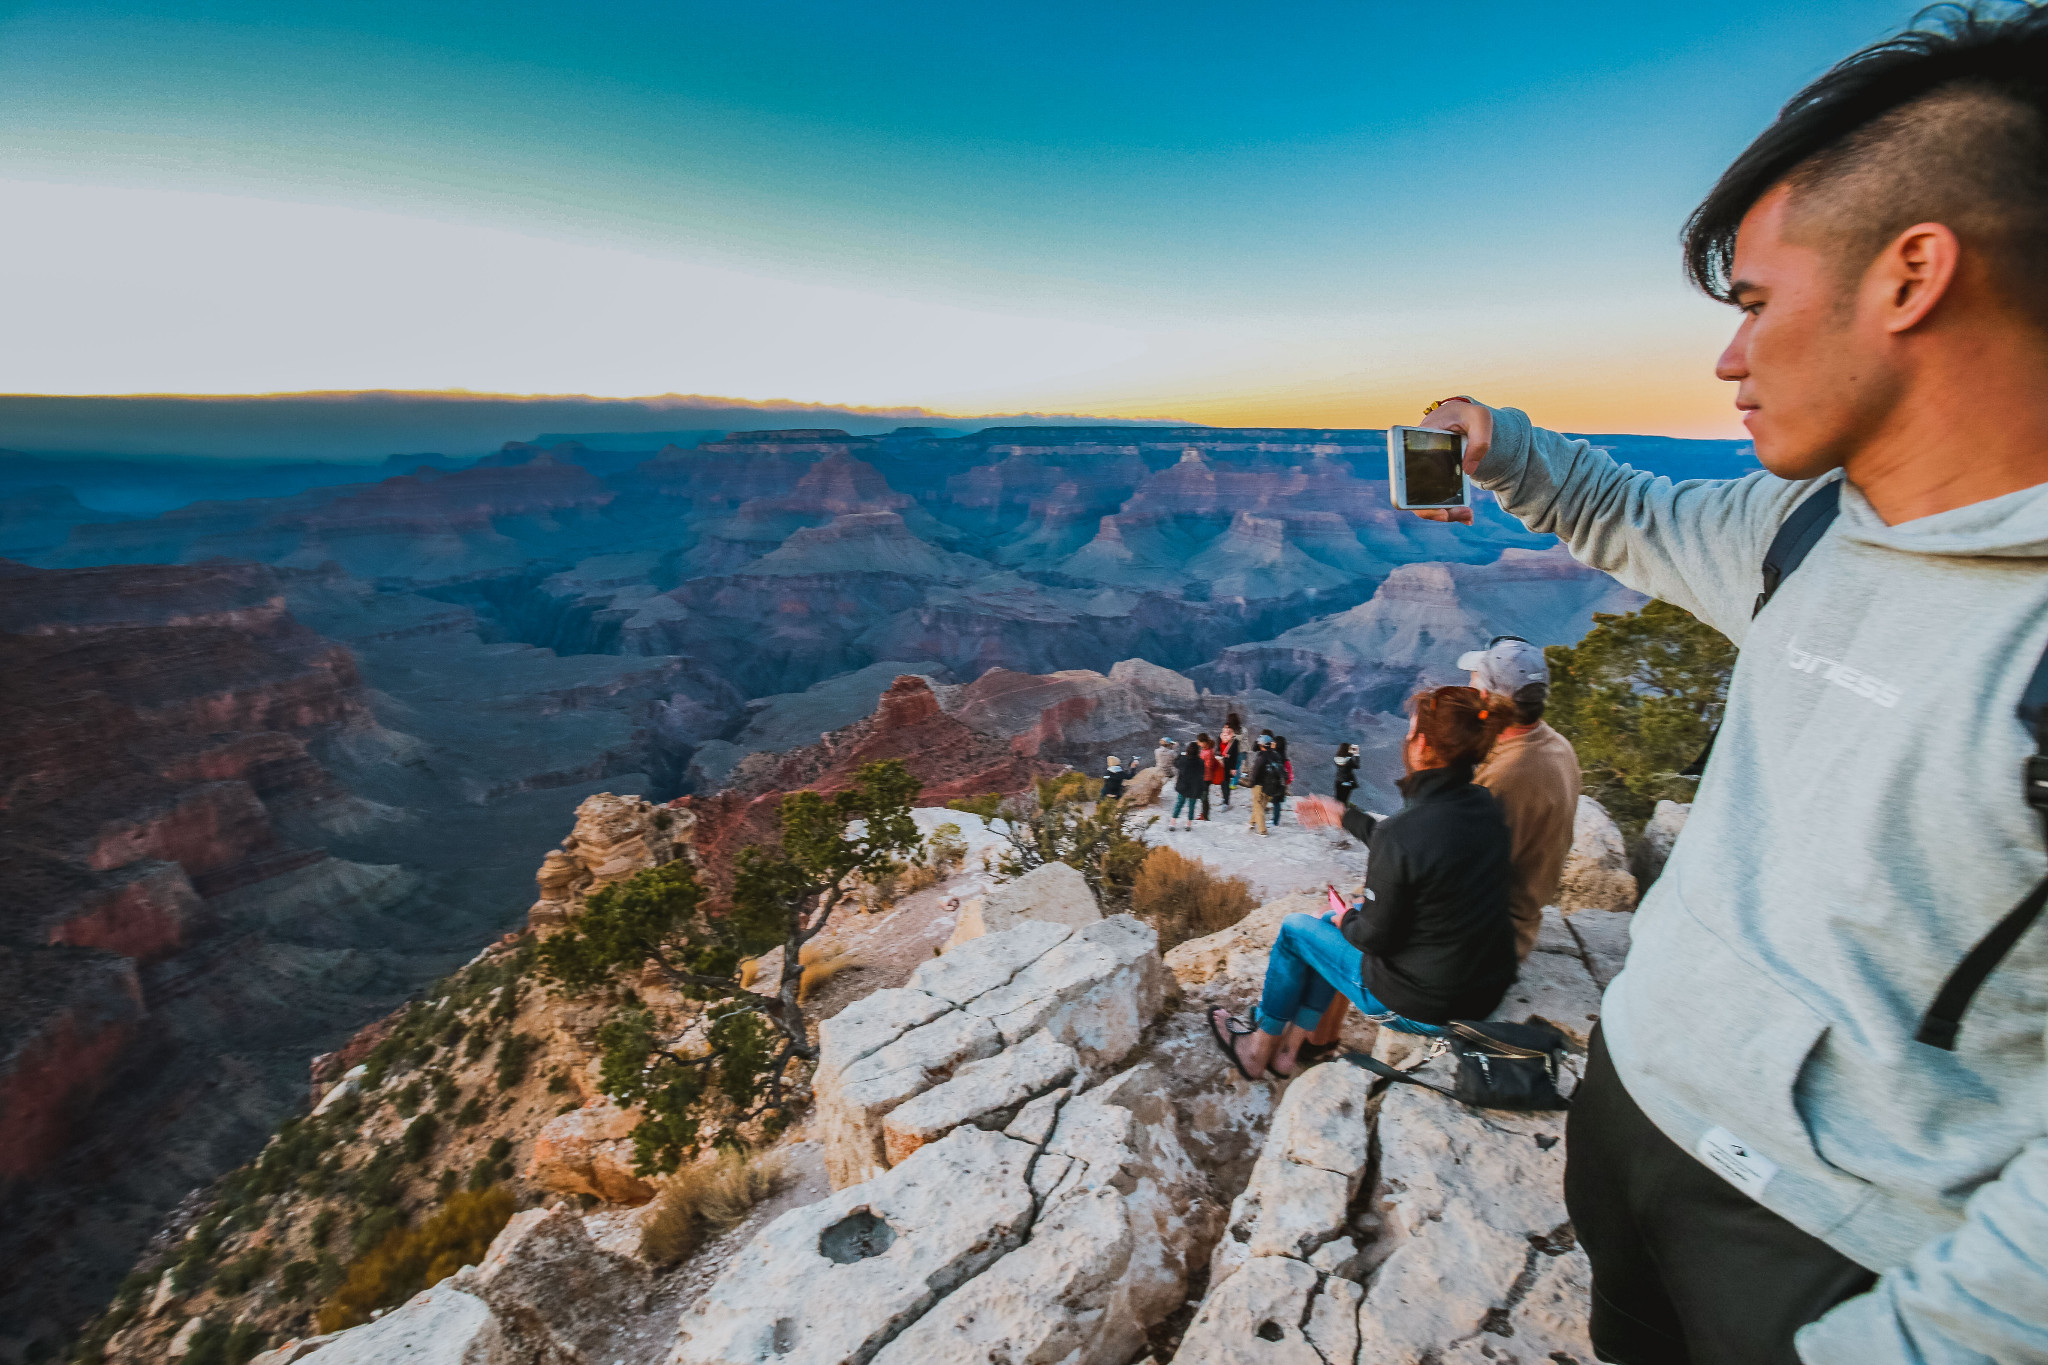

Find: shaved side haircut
[1683,3,2048,323]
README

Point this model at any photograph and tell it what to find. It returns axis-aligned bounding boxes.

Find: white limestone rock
[943,859,1100,951]
[1631,798,1691,890]
[289,1287,506,1364]
[963,914,1167,1072]
[868,1185,1136,1365]
[882,1030,1079,1165]
[670,1127,1036,1365]
[1567,908,1635,991]
[1208,1058,1373,1287]
[821,1009,1004,1189]
[1162,892,1315,1004]
[910,918,1070,1004]
[1558,795,1638,911]
[1108,657,1200,704]
[449,1203,651,1362]
[1171,1253,1327,1365]
[816,987,950,1076]
[1490,936,1604,1049]
[1352,1078,1591,1365]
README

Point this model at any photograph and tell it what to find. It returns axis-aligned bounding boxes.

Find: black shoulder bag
[1345,1020,1571,1111]
[1680,476,2048,1051]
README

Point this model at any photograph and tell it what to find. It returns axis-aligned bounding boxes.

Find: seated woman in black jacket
[1211,685,1516,1080]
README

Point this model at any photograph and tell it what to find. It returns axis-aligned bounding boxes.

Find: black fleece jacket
[1342,763,1516,1024]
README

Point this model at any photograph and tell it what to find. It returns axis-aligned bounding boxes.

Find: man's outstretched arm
[1415,400,1823,644]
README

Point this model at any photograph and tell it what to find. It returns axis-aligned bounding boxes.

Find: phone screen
[1402,429,1465,506]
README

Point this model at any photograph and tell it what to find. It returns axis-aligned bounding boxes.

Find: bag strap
[1914,642,2048,1050]
[1754,479,1843,618]
[1344,1050,1460,1099]
[1681,480,1844,777]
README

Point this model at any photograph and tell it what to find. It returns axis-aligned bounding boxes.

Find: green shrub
[401,1114,440,1163]
[546,1070,570,1094]
[455,1097,486,1127]
[395,1080,424,1118]
[280,1259,317,1300]
[352,1146,404,1208]
[212,1246,273,1295]
[431,1072,459,1111]
[169,1214,226,1291]
[317,1188,515,1333]
[308,1209,337,1248]
[486,1136,513,1163]
[494,1034,538,1091]
[351,1206,405,1257]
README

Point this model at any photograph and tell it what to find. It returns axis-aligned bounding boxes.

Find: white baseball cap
[1456,635,1549,695]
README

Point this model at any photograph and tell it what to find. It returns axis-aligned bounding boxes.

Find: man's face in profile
[1715,184,1893,481]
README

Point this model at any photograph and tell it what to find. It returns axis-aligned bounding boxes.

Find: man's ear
[1869,222,1961,334]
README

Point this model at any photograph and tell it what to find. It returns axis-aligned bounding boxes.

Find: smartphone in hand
[1387,426,1470,511]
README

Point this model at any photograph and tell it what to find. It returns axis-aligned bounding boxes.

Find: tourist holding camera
[1408,10,2048,1361]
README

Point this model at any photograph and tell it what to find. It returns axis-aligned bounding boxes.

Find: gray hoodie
[1477,407,2048,1365]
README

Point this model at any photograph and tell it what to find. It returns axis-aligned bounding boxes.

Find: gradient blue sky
[1,1,1914,433]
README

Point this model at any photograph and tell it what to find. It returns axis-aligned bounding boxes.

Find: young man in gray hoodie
[1415,8,2048,1362]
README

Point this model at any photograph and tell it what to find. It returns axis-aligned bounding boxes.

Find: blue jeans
[1254,913,1443,1037]
[1173,792,1208,819]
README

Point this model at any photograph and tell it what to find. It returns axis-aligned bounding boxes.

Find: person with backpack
[1246,735,1285,836]
[1210,686,1515,1079]
[1219,712,1245,805]
[1333,741,1360,806]
[1271,735,1293,826]
[1408,10,2048,1359]
[1098,756,1127,803]
[1170,737,1209,830]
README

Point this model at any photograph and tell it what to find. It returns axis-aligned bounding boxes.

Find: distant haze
[0,391,1188,462]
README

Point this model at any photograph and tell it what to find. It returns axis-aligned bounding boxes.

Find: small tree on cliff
[1544,599,1736,832]
[536,759,923,1173]
[950,771,1152,911]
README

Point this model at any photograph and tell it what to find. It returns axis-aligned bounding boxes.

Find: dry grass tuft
[640,1150,788,1267]
[1129,844,1258,952]
[737,957,760,990]
[797,939,860,1003]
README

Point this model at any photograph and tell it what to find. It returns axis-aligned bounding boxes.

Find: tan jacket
[1473,721,1580,959]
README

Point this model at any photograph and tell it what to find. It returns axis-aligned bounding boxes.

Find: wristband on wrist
[1421,395,1477,417]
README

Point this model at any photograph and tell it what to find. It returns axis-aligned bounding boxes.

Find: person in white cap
[1457,635,1581,960]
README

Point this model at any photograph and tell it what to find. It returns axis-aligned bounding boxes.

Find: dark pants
[1565,1027,1876,1365]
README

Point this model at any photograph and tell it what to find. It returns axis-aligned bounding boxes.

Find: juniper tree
[536,759,923,1172]
[1543,600,1736,833]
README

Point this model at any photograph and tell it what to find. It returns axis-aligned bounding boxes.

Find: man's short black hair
[1682,3,2048,317]
[1510,682,1548,726]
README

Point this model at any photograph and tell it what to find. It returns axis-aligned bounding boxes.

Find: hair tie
[1478,709,1489,719]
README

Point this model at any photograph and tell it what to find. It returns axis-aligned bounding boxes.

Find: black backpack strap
[1681,480,1845,777]
[1343,1049,1458,1098]
[1914,640,2048,1050]
[1753,478,1843,618]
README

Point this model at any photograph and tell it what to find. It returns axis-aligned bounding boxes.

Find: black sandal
[1209,1008,1259,1081]
[1292,1039,1342,1070]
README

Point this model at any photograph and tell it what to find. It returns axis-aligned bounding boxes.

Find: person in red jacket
[1203,737,1227,812]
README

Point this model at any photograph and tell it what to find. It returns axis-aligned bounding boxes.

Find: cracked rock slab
[820,1009,1003,1188]
[1352,1079,1592,1365]
[1171,1253,1326,1365]
[1566,907,1633,992]
[1490,940,1604,1049]
[943,859,1101,951]
[670,1126,1036,1365]
[882,1030,1078,1165]
[1209,1059,1373,1286]
[963,914,1166,1073]
[869,1184,1137,1365]
[908,917,1071,1005]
